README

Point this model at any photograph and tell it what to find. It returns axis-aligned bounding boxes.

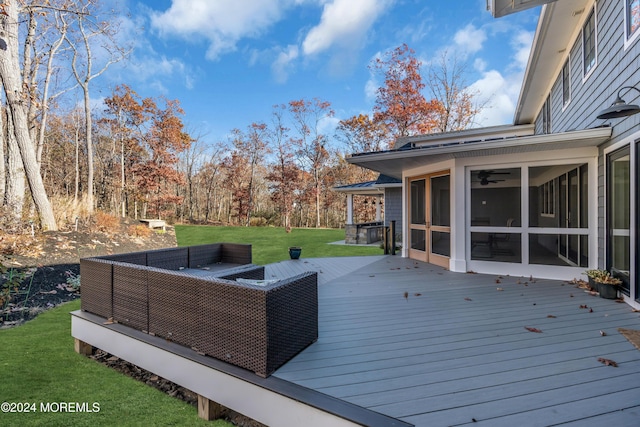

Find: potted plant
[585,269,621,299]
[584,269,609,292]
[288,246,302,260]
[594,274,622,299]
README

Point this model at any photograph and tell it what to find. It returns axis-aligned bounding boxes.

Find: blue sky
[106,0,540,148]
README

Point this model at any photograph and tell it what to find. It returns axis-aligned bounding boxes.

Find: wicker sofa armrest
[214,264,265,281]
[111,262,151,332]
[220,243,252,265]
[80,257,115,319]
[100,251,147,266]
[146,247,189,270]
[188,243,222,268]
[196,271,318,377]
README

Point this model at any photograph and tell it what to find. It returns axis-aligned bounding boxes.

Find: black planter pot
[588,277,599,293]
[598,283,618,299]
[289,247,302,260]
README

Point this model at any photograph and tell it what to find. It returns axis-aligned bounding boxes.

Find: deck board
[271,255,640,426]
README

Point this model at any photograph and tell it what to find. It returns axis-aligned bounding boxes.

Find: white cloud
[511,30,534,71]
[271,45,300,83]
[150,0,287,60]
[302,0,391,56]
[453,24,487,56]
[469,30,533,126]
[470,70,517,126]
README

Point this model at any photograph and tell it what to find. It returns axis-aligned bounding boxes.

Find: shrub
[93,211,120,233]
[127,224,153,238]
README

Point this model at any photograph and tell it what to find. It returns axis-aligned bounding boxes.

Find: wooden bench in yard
[139,218,166,230]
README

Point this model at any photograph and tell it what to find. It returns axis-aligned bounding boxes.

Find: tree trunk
[82,83,94,214]
[0,104,6,206]
[0,1,57,230]
[5,108,26,223]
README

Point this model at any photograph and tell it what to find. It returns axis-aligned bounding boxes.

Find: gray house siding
[384,187,403,241]
[532,0,640,269]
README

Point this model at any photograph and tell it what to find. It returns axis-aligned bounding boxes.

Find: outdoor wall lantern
[596,85,640,119]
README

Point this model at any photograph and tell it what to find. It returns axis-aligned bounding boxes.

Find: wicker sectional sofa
[80,243,318,377]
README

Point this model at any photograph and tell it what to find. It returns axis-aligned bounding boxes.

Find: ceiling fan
[473,170,510,186]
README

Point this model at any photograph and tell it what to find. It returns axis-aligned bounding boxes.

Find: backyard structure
[333,175,402,245]
[73,254,640,426]
[346,0,640,308]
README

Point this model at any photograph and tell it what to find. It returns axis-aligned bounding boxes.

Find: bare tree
[64,0,130,214]
[0,0,58,230]
[427,50,483,132]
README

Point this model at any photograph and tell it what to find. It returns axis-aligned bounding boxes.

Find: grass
[1,226,380,426]
[175,225,383,264]
[0,299,227,427]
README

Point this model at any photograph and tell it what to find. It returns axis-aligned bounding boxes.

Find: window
[583,7,597,77]
[540,180,555,216]
[627,0,640,42]
[562,59,571,107]
[542,95,551,134]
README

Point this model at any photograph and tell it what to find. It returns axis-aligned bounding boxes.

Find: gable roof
[515,0,593,124]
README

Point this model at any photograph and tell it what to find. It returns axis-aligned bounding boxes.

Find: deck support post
[74,338,94,356]
[198,395,224,421]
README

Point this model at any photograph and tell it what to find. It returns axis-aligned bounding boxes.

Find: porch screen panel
[411,180,426,225]
[410,179,426,252]
[528,164,589,267]
[470,168,521,262]
[470,168,520,226]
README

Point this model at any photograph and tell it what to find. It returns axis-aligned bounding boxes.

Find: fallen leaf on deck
[547,315,557,318]
[414,293,422,297]
[599,330,607,336]
[525,326,543,333]
[495,279,501,284]
[464,297,472,301]
[103,317,114,325]
[597,357,618,367]
[589,308,593,313]
[496,287,503,291]
[403,291,408,300]
[580,304,589,309]
[467,271,477,274]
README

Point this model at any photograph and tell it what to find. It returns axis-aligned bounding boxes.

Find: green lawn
[175,225,383,264]
[0,299,225,427]
[1,226,381,426]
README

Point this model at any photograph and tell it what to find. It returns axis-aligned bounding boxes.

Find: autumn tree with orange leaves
[371,43,443,138]
[132,98,192,219]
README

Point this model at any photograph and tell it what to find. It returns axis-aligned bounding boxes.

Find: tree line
[1,0,481,232]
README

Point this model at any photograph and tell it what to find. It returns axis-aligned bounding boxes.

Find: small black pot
[598,283,618,299]
[289,247,302,260]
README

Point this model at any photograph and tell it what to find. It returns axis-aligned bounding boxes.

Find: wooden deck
[268,256,640,426]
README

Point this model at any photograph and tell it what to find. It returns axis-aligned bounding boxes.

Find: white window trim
[624,0,640,49]
[582,4,598,82]
[562,57,571,111]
